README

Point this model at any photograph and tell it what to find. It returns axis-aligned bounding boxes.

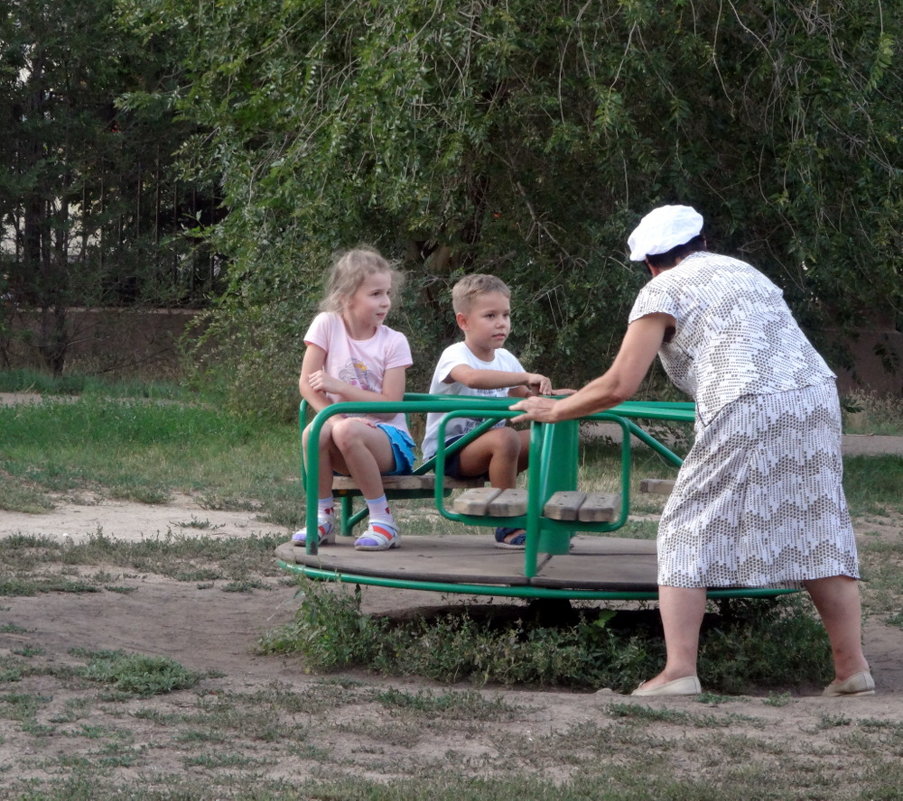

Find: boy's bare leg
[458,427,523,488]
[514,428,531,473]
[329,418,396,499]
[459,427,528,546]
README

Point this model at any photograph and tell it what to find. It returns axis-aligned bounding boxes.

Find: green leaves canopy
[121,0,901,416]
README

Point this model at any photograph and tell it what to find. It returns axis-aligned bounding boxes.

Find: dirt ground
[1,396,902,793]
[1,493,902,791]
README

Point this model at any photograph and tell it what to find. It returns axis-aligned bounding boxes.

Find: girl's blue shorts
[377,424,416,475]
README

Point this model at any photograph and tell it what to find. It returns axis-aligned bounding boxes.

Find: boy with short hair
[421,274,570,549]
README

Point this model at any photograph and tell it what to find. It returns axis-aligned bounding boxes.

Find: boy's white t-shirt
[304,311,412,432]
[421,341,525,460]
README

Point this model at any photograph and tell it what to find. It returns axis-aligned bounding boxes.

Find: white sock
[317,497,335,519]
[365,495,395,529]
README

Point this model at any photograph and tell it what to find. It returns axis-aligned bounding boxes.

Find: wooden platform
[275,534,659,591]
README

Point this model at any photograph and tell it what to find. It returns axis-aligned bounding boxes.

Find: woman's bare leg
[638,586,707,689]
[803,575,870,681]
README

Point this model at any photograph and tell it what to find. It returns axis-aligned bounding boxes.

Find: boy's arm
[448,364,551,395]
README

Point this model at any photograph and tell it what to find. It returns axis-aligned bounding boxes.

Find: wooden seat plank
[639,478,675,495]
[486,489,527,516]
[543,491,586,521]
[577,492,619,522]
[453,487,503,515]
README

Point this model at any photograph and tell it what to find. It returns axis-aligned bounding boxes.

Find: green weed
[260,580,831,693]
[75,649,203,697]
[374,687,522,721]
[843,455,903,516]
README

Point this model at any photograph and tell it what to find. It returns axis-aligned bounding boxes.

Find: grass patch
[0,392,303,524]
[858,536,903,625]
[374,687,522,721]
[0,368,200,402]
[0,575,102,596]
[842,389,903,435]
[843,455,903,516]
[260,580,831,693]
[74,649,203,696]
[0,531,285,591]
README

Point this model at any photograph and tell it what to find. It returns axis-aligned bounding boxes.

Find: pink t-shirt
[303,312,412,432]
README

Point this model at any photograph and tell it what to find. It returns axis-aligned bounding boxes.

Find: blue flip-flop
[494,527,526,550]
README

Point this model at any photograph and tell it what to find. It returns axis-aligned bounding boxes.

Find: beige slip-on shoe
[823,671,875,697]
[631,675,702,696]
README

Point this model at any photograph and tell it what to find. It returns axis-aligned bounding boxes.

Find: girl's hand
[308,370,344,395]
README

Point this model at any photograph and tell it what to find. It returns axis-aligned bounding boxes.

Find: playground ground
[0,481,901,795]
[0,392,901,795]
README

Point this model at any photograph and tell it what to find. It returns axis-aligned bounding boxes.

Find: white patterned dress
[628,252,859,588]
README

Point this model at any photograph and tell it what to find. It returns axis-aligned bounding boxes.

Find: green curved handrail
[290,393,796,601]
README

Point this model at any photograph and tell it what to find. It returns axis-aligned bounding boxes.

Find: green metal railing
[287,393,794,600]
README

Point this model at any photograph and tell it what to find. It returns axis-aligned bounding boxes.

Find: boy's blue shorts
[377,424,416,476]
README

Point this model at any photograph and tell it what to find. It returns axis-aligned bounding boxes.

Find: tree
[0,0,222,374]
[121,0,901,416]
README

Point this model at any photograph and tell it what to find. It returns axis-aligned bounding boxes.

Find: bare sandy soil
[1,393,901,794]
[1,493,902,794]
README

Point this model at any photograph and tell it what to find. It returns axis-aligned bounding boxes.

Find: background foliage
[0,0,222,373]
[5,1,900,412]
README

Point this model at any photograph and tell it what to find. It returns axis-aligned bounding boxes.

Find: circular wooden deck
[275,535,797,601]
[276,533,660,595]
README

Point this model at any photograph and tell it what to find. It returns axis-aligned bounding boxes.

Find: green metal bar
[605,401,696,423]
[301,396,691,554]
[277,561,798,602]
[522,421,544,577]
[338,495,354,537]
[302,397,531,555]
[623,419,685,468]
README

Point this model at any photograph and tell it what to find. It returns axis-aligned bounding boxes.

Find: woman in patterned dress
[512,205,873,698]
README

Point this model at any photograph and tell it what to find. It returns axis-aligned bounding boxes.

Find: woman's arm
[510,313,673,423]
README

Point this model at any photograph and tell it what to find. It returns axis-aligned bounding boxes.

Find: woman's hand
[509,395,558,424]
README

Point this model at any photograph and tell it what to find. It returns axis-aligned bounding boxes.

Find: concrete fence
[1,308,206,378]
